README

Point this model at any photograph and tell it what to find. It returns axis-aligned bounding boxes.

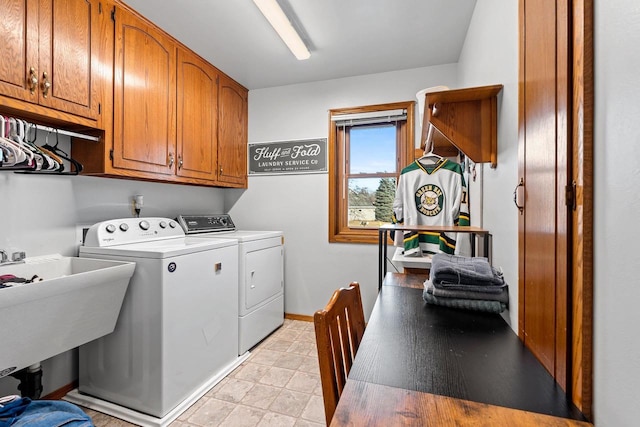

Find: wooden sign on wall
[248,139,327,175]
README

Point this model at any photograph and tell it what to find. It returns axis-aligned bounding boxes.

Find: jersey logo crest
[415,184,444,217]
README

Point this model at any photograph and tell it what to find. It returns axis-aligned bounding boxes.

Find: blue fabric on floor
[0,397,31,427]
[1,398,93,427]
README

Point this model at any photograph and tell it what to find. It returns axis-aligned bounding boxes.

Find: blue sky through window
[350,125,396,173]
[350,125,396,191]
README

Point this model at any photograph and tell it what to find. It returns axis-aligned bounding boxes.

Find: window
[329,101,415,243]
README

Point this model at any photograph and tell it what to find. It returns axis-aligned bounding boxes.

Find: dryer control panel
[177,214,236,234]
[84,217,183,247]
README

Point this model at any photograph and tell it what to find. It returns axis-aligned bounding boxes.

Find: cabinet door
[519,0,570,390]
[176,48,218,182]
[0,0,39,103]
[218,74,248,187]
[112,6,176,175]
[37,0,100,120]
[0,0,100,120]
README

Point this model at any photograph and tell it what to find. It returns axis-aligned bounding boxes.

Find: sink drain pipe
[11,363,43,399]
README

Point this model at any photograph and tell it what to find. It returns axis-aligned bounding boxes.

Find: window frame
[328,101,415,244]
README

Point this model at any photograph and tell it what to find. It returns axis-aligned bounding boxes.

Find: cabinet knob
[178,155,183,169]
[168,153,175,168]
[41,72,51,98]
[28,67,38,94]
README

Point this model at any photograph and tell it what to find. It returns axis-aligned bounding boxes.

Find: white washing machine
[177,214,284,355]
[65,217,246,427]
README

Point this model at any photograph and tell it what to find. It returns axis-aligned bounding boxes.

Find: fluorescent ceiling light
[253,0,311,60]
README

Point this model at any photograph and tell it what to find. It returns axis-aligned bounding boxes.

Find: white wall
[593,1,640,425]
[457,1,519,327]
[0,133,226,396]
[225,64,459,320]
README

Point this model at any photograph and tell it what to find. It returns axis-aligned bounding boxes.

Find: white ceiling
[122,0,477,90]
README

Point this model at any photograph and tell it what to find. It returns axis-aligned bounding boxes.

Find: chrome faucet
[0,250,26,265]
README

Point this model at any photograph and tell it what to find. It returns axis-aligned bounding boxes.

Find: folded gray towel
[426,280,509,303]
[433,280,508,294]
[423,287,506,313]
[430,253,504,286]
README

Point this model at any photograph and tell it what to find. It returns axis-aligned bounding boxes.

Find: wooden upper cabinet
[176,47,219,182]
[111,5,177,176]
[71,0,248,188]
[0,0,100,122]
[218,74,248,187]
[0,0,38,103]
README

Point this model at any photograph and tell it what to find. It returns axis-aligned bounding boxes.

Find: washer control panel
[177,214,236,234]
[84,217,182,247]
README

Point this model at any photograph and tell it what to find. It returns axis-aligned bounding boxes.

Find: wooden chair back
[314,282,366,426]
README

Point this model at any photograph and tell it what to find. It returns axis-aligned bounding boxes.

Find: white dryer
[65,218,246,427]
[177,215,284,354]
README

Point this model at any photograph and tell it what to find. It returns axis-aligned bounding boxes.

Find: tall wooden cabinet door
[112,6,176,175]
[176,48,218,182]
[518,0,570,384]
[37,0,100,120]
[218,74,248,187]
[0,0,39,103]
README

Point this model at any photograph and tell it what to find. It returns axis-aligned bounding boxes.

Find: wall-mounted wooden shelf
[420,84,503,168]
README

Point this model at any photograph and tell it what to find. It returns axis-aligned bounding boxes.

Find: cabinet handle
[178,155,183,169]
[41,72,51,98]
[219,166,223,175]
[513,178,524,214]
[28,67,38,94]
[168,153,175,168]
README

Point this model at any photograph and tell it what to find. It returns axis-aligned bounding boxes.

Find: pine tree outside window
[329,101,415,244]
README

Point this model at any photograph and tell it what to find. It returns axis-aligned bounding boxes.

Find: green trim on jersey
[403,159,467,187]
[402,230,456,255]
[457,212,471,226]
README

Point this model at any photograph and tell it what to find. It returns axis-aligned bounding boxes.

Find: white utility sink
[0,254,135,378]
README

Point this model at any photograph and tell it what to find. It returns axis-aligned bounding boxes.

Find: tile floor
[82,319,326,427]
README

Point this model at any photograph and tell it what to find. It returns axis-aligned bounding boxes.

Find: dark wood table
[331,273,591,426]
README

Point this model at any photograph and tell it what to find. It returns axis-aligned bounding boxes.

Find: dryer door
[243,244,283,312]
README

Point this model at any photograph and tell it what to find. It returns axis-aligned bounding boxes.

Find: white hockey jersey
[392,158,470,255]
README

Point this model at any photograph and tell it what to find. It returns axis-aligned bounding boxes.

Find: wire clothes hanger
[417,121,444,166]
[0,117,36,171]
[40,127,83,175]
[14,125,84,175]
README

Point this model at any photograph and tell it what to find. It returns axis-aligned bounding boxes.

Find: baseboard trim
[43,380,78,400]
[285,313,313,322]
